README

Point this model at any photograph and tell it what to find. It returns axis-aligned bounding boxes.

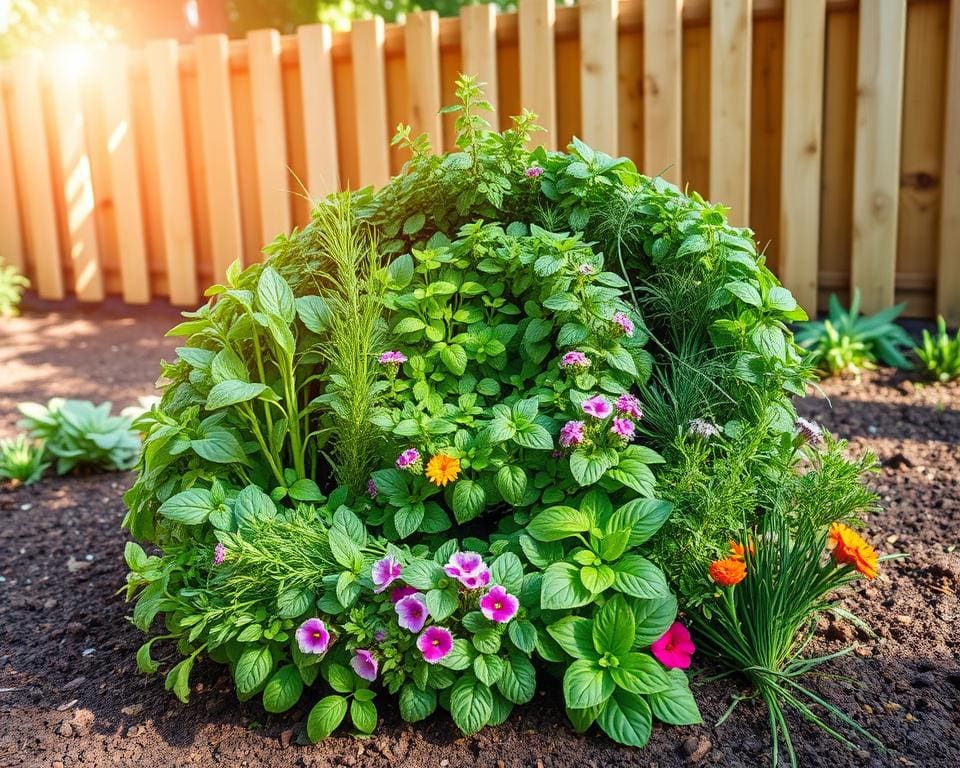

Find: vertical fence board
[405,11,443,150]
[248,29,292,245]
[10,54,63,299]
[298,24,340,200]
[351,18,391,187]
[461,4,499,114]
[779,0,826,315]
[580,0,618,155]
[146,39,197,306]
[850,0,907,314]
[48,56,103,302]
[0,71,25,271]
[682,22,710,193]
[196,35,243,284]
[519,0,557,149]
[940,0,960,325]
[643,0,682,183]
[617,20,643,171]
[439,22,463,150]
[710,0,752,224]
[750,16,782,269]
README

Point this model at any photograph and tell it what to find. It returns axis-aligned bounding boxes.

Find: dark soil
[1,306,958,768]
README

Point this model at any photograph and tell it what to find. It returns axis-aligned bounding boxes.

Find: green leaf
[609,652,670,695]
[633,595,679,647]
[158,488,214,525]
[496,464,527,505]
[326,663,355,693]
[328,527,363,571]
[257,266,296,323]
[307,695,348,741]
[547,616,597,660]
[164,656,194,703]
[596,688,653,748]
[295,295,331,334]
[190,430,247,464]
[288,478,324,501]
[580,564,615,594]
[439,638,475,671]
[136,640,159,674]
[541,562,594,610]
[608,499,673,546]
[426,587,458,622]
[393,316,427,335]
[402,559,445,590]
[562,659,614,710]
[527,505,592,542]
[449,675,494,735]
[472,628,501,655]
[512,423,553,451]
[725,280,763,307]
[566,704,602,734]
[440,344,468,376]
[403,211,426,235]
[489,552,523,594]
[648,668,702,725]
[262,665,303,713]
[350,698,377,734]
[399,684,436,722]
[569,448,613,486]
[452,479,486,523]
[235,645,273,695]
[276,587,313,619]
[473,654,506,686]
[387,253,415,290]
[592,595,635,656]
[497,652,536,705]
[611,555,671,599]
[206,380,270,410]
[394,503,425,539]
[233,484,276,527]
[508,620,537,654]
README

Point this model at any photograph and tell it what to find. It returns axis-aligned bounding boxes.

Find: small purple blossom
[688,418,721,439]
[611,417,636,443]
[372,555,402,593]
[417,626,454,663]
[213,542,226,566]
[379,350,408,365]
[351,649,378,681]
[443,551,490,590]
[396,448,422,472]
[578,263,594,276]
[390,585,418,604]
[295,618,331,655]
[582,395,613,420]
[367,479,378,499]
[560,351,591,371]
[616,394,643,420]
[524,166,544,179]
[374,630,386,642]
[479,585,519,623]
[612,311,635,337]
[795,417,825,448]
[395,592,429,633]
[560,420,586,448]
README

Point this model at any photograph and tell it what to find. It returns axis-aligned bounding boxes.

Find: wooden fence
[0,0,958,322]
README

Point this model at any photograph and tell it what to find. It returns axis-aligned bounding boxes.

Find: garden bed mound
[0,308,958,768]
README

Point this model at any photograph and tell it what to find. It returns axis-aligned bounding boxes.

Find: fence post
[298,24,340,200]
[580,0,618,156]
[938,0,960,326]
[461,4,499,116]
[405,12,443,151]
[643,0,683,184]
[519,0,557,149]
[0,68,25,272]
[351,18,391,188]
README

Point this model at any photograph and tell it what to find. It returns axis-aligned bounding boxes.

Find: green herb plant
[0,256,28,317]
[0,434,49,485]
[915,315,960,383]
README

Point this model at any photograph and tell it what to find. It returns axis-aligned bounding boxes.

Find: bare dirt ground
[1,303,958,768]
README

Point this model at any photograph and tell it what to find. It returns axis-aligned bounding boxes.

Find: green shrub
[0,434,49,485]
[915,315,960,383]
[0,257,29,317]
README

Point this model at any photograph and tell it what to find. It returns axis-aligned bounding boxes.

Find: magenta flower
[379,350,408,365]
[479,585,519,623]
[396,448,422,472]
[611,417,636,442]
[615,394,643,420]
[650,622,696,670]
[560,351,591,371]
[213,542,226,566]
[390,585,418,604]
[524,166,544,178]
[372,555,402,593]
[559,420,586,448]
[395,592,429,633]
[295,618,331,655]
[443,551,490,590]
[581,395,613,420]
[417,626,454,664]
[351,649,378,681]
[367,479,378,499]
[612,311,635,337]
[795,417,824,448]
[374,630,386,642]
[688,418,721,439]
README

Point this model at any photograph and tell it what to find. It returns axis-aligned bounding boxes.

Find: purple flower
[611,417,636,442]
[390,585,418,604]
[395,592,429,633]
[374,630,386,642]
[615,394,643,420]
[578,264,594,276]
[213,542,226,566]
[612,311,634,337]
[688,418,721,439]
[351,649,378,681]
[417,626,454,664]
[379,350,408,365]
[582,395,613,420]
[367,479,378,499]
[479,585,519,623]
[372,555,402,593]
[524,166,544,178]
[795,417,824,448]
[396,448,422,472]
[560,420,586,448]
[443,551,490,590]
[295,618,331,655]
[560,351,591,372]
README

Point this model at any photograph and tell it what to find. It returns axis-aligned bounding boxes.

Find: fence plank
[461,4,499,114]
[248,29,292,245]
[146,39,197,306]
[579,0,618,155]
[10,54,63,299]
[0,71,24,272]
[778,0,825,315]
[940,0,960,325]
[709,0,752,225]
[196,34,243,284]
[519,0,557,149]
[850,0,907,314]
[351,18,391,187]
[298,24,340,200]
[405,11,443,151]
[48,54,103,302]
[643,0,682,183]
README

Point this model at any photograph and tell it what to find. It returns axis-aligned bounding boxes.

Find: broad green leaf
[449,675,493,735]
[496,464,527,506]
[288,478,324,501]
[596,688,653,748]
[648,668,702,725]
[611,555,671,599]
[295,295,331,334]
[262,665,303,713]
[547,616,598,660]
[512,423,553,451]
[158,488,215,525]
[562,659,614,710]
[164,656,194,703]
[276,587,313,619]
[402,559,445,590]
[306,695,348,741]
[235,645,273,695]
[541,562,594,610]
[387,253,415,289]
[350,698,377,734]
[507,619,537,654]
[399,683,436,722]
[497,652,536,705]
[426,587,458,622]
[325,663,354,693]
[579,564,615,594]
[206,380,270,410]
[527,505,592,542]
[452,479,486,523]
[439,638,475,671]
[569,448,613,486]
[440,344,468,376]
[190,430,247,464]
[257,266,296,323]
[473,654,505,687]
[566,704,602,734]
[633,595,679,647]
[609,652,670,695]
[489,552,523,594]
[608,498,673,547]
[592,595,635,656]
[394,503,425,539]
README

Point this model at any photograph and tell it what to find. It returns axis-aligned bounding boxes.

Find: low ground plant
[0,435,48,485]
[0,256,29,317]
[915,315,960,383]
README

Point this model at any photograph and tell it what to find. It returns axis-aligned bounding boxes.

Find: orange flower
[709,557,747,587]
[425,454,461,487]
[729,539,755,561]
[828,523,879,579]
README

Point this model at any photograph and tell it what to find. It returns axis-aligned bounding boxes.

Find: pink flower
[612,311,634,337]
[395,592,429,633]
[688,418,720,439]
[524,166,544,178]
[560,420,586,448]
[795,417,824,448]
[611,417,635,442]
[443,551,490,590]
[581,395,612,420]
[615,394,643,420]
[479,585,519,623]
[372,555,402,593]
[374,630,386,642]
[295,618,331,655]
[379,350,408,365]
[213,542,226,566]
[351,649,378,681]
[417,626,454,664]
[390,585,418,603]
[560,351,591,371]
[396,448,422,472]
[650,622,695,670]
[367,479,378,499]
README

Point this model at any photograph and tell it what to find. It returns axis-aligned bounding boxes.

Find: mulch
[0,304,957,768]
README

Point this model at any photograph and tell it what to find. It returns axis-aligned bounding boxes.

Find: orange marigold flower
[708,557,747,587]
[828,523,879,579]
[425,454,461,487]
[729,539,755,561]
